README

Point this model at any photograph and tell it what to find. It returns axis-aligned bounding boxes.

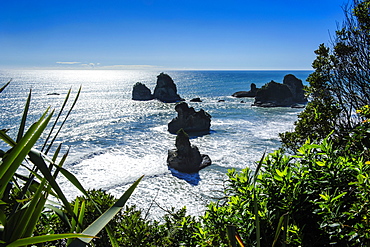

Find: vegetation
[0,0,369,246]
[0,83,142,246]
[280,0,370,152]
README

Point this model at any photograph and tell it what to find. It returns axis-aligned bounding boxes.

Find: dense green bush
[202,126,370,246]
[280,0,370,151]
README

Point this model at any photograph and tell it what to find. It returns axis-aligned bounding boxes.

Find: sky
[0,0,349,70]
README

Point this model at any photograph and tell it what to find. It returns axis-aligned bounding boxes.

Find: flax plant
[0,81,142,246]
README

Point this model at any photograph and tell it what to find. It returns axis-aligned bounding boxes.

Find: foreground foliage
[0,82,142,246]
[280,0,370,151]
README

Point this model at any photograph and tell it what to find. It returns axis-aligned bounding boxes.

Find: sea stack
[252,74,307,107]
[168,102,211,135]
[153,73,184,103]
[132,82,154,101]
[167,129,212,174]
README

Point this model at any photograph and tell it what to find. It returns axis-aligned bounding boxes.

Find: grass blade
[69,175,144,246]
[16,89,32,143]
[44,86,81,154]
[0,79,11,93]
[42,88,71,152]
[0,129,17,147]
[27,150,77,223]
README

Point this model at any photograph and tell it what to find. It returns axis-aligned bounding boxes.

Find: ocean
[0,69,312,219]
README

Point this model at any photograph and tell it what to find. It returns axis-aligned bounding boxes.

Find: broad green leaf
[0,109,53,197]
[316,161,326,167]
[274,174,283,182]
[69,175,144,246]
[45,204,71,228]
[275,169,285,177]
[9,179,47,242]
[6,233,94,247]
[332,192,347,202]
[28,150,77,224]
[0,129,17,147]
[319,194,330,201]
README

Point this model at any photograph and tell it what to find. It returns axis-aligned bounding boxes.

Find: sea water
[0,69,311,219]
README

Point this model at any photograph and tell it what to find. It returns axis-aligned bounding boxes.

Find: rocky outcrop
[283,74,307,104]
[132,82,154,101]
[190,97,202,102]
[168,102,211,135]
[167,129,211,173]
[253,74,307,107]
[232,83,259,98]
[153,73,184,103]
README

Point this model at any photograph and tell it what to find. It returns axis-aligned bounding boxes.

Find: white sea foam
[0,69,311,219]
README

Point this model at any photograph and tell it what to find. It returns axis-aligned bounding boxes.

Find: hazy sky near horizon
[1,0,348,70]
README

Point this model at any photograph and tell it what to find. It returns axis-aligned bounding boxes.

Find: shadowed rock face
[153,73,184,103]
[167,129,211,174]
[232,83,259,98]
[283,74,307,104]
[168,102,211,135]
[132,82,154,101]
[253,74,307,107]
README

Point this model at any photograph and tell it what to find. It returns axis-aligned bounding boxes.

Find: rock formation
[132,82,154,101]
[252,74,307,107]
[283,74,307,104]
[167,129,211,174]
[168,102,211,135]
[153,73,184,103]
[190,97,202,102]
[232,83,259,98]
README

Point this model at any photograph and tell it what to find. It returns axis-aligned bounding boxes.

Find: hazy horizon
[1,0,348,70]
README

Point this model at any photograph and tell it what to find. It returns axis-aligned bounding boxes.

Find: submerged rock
[132,82,154,101]
[232,83,259,98]
[167,129,211,174]
[168,102,211,135]
[153,73,184,103]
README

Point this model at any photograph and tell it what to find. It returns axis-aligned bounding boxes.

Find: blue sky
[0,0,348,70]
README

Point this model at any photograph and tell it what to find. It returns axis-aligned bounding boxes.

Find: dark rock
[253,80,294,107]
[132,82,154,101]
[218,99,225,102]
[252,75,307,107]
[283,74,307,104]
[168,102,211,135]
[153,73,184,103]
[190,97,202,102]
[167,129,211,174]
[232,83,259,98]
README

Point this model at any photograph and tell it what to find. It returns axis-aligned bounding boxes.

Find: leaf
[16,90,32,143]
[319,194,330,201]
[6,233,94,247]
[0,109,53,197]
[27,150,77,224]
[0,79,11,93]
[275,169,285,177]
[69,175,144,246]
[332,192,347,202]
[316,161,326,167]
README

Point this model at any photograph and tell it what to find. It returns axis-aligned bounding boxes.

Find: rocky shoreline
[131,72,307,180]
